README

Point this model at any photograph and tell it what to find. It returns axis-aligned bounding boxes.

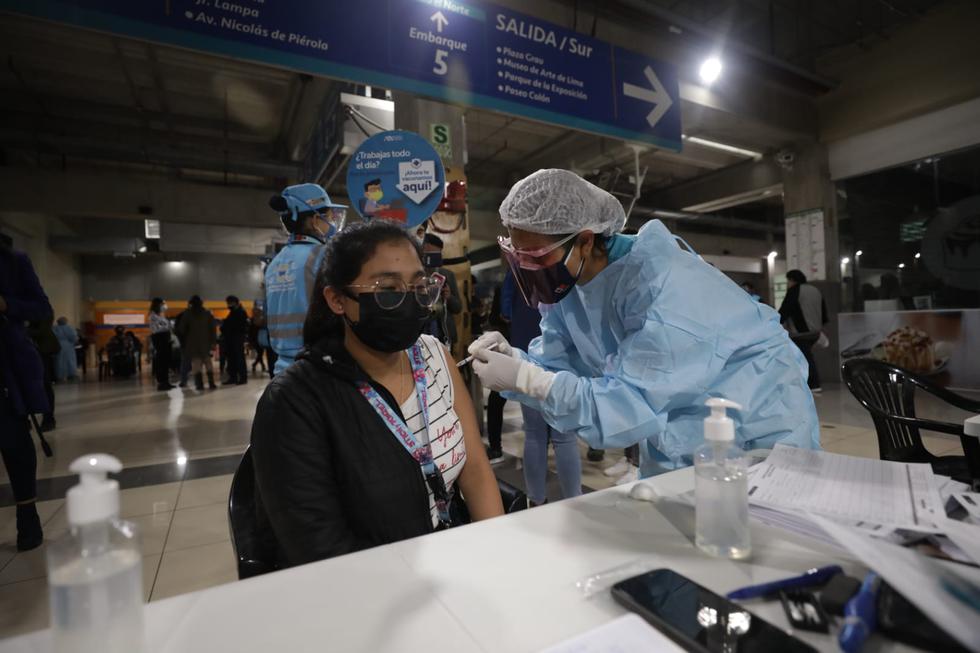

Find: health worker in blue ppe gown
[469,169,820,478]
[265,183,347,376]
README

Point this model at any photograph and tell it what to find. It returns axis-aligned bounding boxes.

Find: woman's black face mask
[344,292,432,353]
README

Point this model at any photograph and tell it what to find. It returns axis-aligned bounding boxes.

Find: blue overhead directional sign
[0,0,682,150]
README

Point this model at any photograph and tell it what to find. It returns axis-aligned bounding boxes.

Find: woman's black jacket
[249,337,435,568]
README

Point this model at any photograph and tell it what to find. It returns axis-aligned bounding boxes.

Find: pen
[456,342,499,368]
[726,565,843,600]
[839,572,879,653]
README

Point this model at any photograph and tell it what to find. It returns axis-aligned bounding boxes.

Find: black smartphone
[611,569,818,653]
[877,582,970,653]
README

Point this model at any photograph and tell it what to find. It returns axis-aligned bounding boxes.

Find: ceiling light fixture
[840,257,850,265]
[898,263,905,269]
[699,57,722,85]
[767,251,778,259]
[682,135,763,160]
[914,252,921,259]
[855,250,863,257]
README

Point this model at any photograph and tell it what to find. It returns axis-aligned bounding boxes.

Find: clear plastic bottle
[46,454,145,653]
[694,398,751,560]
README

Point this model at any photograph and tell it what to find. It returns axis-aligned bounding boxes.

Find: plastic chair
[227,448,278,580]
[229,448,529,580]
[841,358,980,489]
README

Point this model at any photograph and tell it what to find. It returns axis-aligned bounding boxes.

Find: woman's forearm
[458,462,504,520]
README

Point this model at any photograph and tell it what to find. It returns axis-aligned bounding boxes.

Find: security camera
[776,149,795,170]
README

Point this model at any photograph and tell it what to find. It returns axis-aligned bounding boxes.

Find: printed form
[747,445,945,531]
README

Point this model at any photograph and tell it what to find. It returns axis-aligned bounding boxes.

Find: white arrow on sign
[623,66,674,128]
[430,11,449,32]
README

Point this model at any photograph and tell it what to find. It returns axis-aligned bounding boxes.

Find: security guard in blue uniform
[265,183,346,376]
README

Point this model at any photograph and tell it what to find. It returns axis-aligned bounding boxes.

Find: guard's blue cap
[270,183,347,228]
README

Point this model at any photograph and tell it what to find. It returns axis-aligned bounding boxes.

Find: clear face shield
[498,232,583,309]
[315,207,347,236]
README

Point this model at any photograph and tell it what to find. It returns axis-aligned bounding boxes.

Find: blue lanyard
[357,343,452,525]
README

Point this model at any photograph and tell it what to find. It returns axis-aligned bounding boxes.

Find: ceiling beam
[645,156,785,211]
[0,167,281,228]
[145,44,176,138]
[1,129,300,178]
[111,37,151,147]
[0,94,265,142]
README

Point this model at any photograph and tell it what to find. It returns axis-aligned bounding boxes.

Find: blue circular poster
[346,130,446,229]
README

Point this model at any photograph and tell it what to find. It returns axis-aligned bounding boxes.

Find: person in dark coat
[27,314,59,430]
[106,325,135,378]
[421,234,463,349]
[0,231,52,551]
[175,295,217,390]
[220,295,249,385]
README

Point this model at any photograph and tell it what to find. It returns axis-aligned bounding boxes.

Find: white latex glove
[468,331,516,359]
[472,349,555,401]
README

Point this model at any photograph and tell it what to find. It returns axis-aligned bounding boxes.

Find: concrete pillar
[781,142,841,387]
[393,94,472,361]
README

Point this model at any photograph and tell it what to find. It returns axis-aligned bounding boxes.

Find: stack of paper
[813,517,980,653]
[745,445,980,567]
[747,445,945,531]
[736,446,980,650]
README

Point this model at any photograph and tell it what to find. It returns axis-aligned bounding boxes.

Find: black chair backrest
[228,448,277,579]
[841,358,930,462]
[498,479,528,514]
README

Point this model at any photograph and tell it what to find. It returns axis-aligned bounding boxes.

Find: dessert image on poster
[838,309,979,391]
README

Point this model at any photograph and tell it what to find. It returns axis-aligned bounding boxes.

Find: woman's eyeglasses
[346,275,445,310]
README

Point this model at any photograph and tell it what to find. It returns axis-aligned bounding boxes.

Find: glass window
[837,145,980,312]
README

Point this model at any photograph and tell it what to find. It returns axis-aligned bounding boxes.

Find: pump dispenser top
[66,454,122,526]
[704,398,741,442]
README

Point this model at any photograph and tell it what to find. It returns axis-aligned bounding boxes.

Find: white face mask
[161,303,169,312]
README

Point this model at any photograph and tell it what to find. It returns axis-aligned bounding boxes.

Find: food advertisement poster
[838,309,980,390]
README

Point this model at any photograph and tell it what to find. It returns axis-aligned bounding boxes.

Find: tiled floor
[0,370,974,640]
[0,474,237,637]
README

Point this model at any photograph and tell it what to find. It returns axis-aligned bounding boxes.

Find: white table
[0,469,943,652]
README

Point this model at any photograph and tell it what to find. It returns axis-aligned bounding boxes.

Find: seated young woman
[250,220,503,568]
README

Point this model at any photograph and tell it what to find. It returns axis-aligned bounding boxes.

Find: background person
[0,233,52,550]
[106,326,135,379]
[483,281,509,464]
[52,316,78,382]
[421,234,462,350]
[125,331,142,374]
[176,295,217,390]
[251,220,503,568]
[174,301,192,387]
[27,314,58,430]
[778,269,827,393]
[148,297,175,390]
[740,281,762,303]
[500,268,582,505]
[248,307,267,375]
[221,295,249,385]
[469,169,819,478]
[265,183,346,376]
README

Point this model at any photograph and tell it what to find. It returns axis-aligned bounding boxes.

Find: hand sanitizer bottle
[46,454,144,653]
[695,398,751,559]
